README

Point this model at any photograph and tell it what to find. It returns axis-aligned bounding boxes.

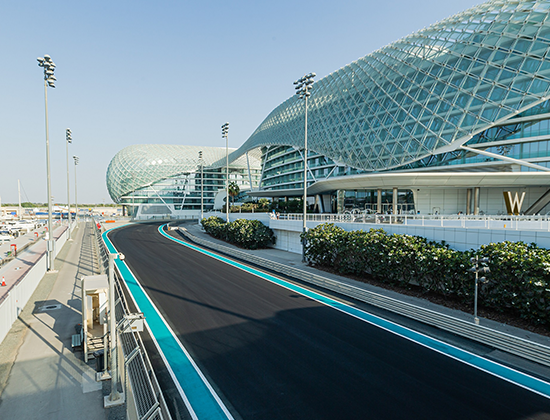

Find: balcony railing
[277,212,550,231]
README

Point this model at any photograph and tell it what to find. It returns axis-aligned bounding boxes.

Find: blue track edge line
[160,224,550,400]
[102,225,233,420]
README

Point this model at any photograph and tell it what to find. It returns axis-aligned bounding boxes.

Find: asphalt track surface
[109,222,550,420]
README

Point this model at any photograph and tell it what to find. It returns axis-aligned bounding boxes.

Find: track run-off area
[104,222,550,420]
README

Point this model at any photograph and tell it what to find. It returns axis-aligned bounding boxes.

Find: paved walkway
[0,221,111,420]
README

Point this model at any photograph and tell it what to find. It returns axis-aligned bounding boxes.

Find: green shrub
[302,223,550,327]
[201,216,227,240]
[202,217,276,249]
[475,241,550,325]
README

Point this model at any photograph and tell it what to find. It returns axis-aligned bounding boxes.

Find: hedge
[201,216,276,249]
[302,223,550,327]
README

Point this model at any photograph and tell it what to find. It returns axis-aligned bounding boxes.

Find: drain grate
[37,304,62,312]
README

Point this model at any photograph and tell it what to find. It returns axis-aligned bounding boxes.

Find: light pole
[73,156,79,222]
[222,123,229,223]
[132,173,136,220]
[198,151,204,225]
[37,54,57,271]
[294,72,316,262]
[66,129,72,240]
[469,256,490,325]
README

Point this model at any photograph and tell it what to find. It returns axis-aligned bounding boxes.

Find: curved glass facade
[107,145,261,215]
[235,0,550,179]
[106,0,550,216]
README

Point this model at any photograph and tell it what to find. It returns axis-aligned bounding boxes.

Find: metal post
[474,269,479,325]
[470,256,490,325]
[222,123,229,223]
[73,156,79,222]
[66,129,72,240]
[44,80,55,271]
[38,55,56,271]
[294,73,315,263]
[18,180,22,220]
[199,151,204,224]
[131,173,135,220]
[226,136,229,223]
[106,253,123,406]
[303,94,308,263]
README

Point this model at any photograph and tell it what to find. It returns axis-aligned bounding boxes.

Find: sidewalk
[0,221,110,419]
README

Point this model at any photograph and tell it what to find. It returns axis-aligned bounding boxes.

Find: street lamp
[131,173,136,220]
[469,256,491,325]
[66,129,72,240]
[294,72,316,262]
[198,151,204,225]
[73,156,79,221]
[222,123,229,223]
[37,54,57,271]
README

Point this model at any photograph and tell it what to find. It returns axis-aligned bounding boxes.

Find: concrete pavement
[0,221,113,419]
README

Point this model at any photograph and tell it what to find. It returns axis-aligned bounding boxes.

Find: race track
[108,222,550,420]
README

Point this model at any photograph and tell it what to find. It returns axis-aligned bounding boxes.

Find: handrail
[208,210,550,231]
[272,212,550,231]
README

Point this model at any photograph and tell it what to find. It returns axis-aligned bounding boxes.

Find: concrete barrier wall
[268,219,550,253]
[202,211,550,252]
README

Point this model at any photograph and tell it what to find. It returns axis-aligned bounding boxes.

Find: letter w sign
[503,191,525,215]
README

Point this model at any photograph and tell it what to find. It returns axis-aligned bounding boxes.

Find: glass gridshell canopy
[106,144,257,202]
[237,0,550,172]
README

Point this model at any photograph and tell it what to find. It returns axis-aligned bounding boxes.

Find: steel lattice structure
[107,144,259,203]
[235,0,550,172]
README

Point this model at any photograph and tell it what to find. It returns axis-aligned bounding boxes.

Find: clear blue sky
[1,0,479,204]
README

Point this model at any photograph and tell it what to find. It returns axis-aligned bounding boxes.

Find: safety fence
[281,212,550,231]
[205,210,550,232]
[93,221,171,420]
[177,226,550,368]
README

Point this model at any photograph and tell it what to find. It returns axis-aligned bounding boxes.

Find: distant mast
[18,180,22,220]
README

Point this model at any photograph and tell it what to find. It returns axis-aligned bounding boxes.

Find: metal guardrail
[115,279,168,420]
[177,226,550,368]
[92,220,171,420]
[277,212,550,231]
[207,210,550,232]
[93,222,109,274]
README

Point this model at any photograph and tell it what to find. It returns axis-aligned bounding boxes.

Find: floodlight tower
[73,156,79,221]
[294,72,316,262]
[37,54,57,271]
[222,123,229,223]
[199,151,204,224]
[66,129,72,240]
